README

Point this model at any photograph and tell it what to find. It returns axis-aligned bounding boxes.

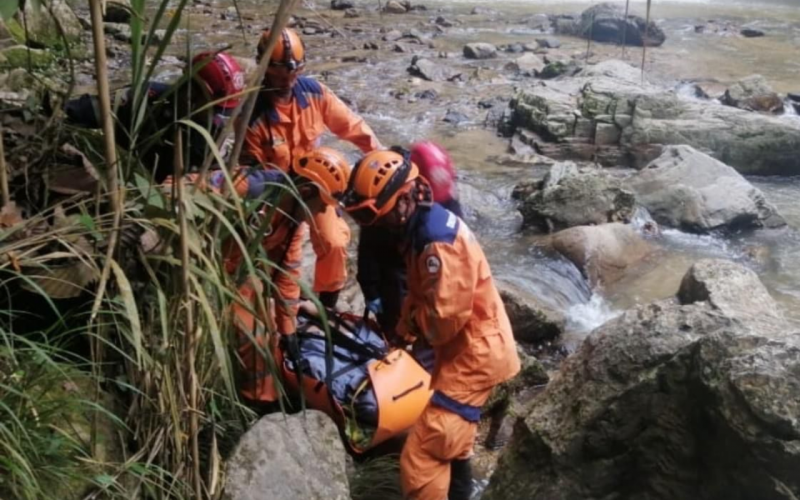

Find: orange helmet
[294,148,352,206]
[257,28,305,72]
[341,148,420,226]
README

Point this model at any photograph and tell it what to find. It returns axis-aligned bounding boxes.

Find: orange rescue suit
[396,203,521,500]
[241,77,381,294]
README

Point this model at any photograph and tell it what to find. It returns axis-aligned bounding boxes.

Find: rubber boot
[448,458,473,500]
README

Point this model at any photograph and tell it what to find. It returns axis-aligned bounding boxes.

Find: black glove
[280,334,303,369]
[318,290,340,309]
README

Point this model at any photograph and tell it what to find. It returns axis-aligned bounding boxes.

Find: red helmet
[409,141,456,203]
[191,51,246,109]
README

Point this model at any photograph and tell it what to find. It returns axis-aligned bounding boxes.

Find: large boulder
[721,74,783,114]
[678,258,785,326]
[505,52,545,76]
[463,42,498,59]
[497,280,566,345]
[6,0,82,49]
[224,411,350,500]
[484,260,798,500]
[515,163,636,231]
[627,145,786,232]
[506,60,800,175]
[549,222,655,286]
[567,3,666,47]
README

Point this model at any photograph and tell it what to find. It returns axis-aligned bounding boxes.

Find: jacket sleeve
[161,168,285,199]
[402,241,477,347]
[320,84,382,153]
[272,225,304,335]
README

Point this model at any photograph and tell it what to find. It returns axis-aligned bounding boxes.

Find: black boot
[449,458,473,500]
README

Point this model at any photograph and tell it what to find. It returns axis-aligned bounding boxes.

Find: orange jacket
[242,77,381,172]
[397,204,520,396]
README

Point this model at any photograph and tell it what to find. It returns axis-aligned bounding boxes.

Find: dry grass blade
[0,120,9,206]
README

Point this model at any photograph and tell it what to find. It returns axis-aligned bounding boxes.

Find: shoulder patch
[425,255,441,275]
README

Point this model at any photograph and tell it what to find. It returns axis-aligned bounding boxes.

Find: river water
[154,0,800,346]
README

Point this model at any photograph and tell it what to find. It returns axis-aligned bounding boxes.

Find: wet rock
[721,74,783,114]
[536,37,561,49]
[564,2,667,47]
[627,145,786,232]
[539,60,582,79]
[104,0,132,23]
[104,22,131,41]
[393,42,416,53]
[344,8,360,18]
[505,53,545,76]
[7,0,81,49]
[384,1,408,14]
[497,280,566,345]
[463,42,497,60]
[517,163,637,232]
[408,56,461,82]
[382,29,403,42]
[224,411,350,500]
[503,43,525,53]
[435,16,455,27]
[0,45,54,69]
[550,223,653,286]
[678,259,784,325]
[363,41,378,50]
[443,109,470,125]
[484,263,799,500]
[330,0,354,10]
[741,28,765,38]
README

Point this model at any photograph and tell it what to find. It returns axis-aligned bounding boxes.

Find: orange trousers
[400,388,493,500]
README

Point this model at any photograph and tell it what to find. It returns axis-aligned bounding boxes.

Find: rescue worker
[171,147,352,405]
[341,149,520,500]
[357,143,462,346]
[63,51,246,183]
[241,27,382,310]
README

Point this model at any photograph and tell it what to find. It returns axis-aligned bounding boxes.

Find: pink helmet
[409,141,456,203]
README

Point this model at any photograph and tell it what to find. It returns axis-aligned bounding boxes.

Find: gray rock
[550,222,654,286]
[485,261,798,500]
[408,57,461,82]
[331,0,354,10]
[594,122,621,145]
[504,43,525,53]
[567,2,667,47]
[741,28,765,38]
[435,16,455,27]
[627,145,786,232]
[8,0,81,48]
[443,109,470,125]
[497,280,566,344]
[517,164,637,231]
[463,42,497,59]
[104,0,132,23]
[382,29,403,42]
[678,258,784,326]
[384,1,407,14]
[505,52,545,76]
[506,59,800,175]
[470,6,495,15]
[721,74,783,114]
[344,8,360,18]
[224,411,350,500]
[536,37,561,49]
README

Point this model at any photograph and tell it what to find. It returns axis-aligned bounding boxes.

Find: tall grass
[0,0,302,498]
